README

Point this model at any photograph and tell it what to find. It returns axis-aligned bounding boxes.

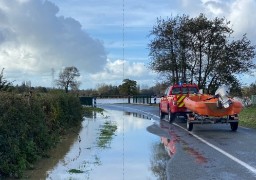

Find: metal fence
[79,97,96,106]
[132,95,155,104]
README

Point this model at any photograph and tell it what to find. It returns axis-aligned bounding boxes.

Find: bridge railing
[79,95,159,106]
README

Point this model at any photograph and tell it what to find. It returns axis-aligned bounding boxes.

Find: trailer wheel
[230,122,238,131]
[159,108,165,120]
[187,121,193,131]
[168,109,176,123]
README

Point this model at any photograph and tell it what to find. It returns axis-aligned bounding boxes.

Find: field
[239,105,256,128]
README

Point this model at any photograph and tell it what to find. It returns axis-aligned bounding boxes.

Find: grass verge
[239,105,256,128]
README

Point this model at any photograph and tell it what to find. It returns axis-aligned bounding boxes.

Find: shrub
[0,92,82,178]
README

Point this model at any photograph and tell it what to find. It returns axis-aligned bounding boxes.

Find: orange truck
[159,83,199,122]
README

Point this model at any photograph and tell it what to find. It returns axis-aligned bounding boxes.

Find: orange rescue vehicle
[159,83,199,122]
[160,84,243,132]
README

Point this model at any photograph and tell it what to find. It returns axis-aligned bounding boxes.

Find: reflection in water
[147,120,208,179]
[45,114,118,179]
[124,111,152,120]
[83,110,97,119]
[147,121,175,180]
[150,142,170,180]
[24,110,161,180]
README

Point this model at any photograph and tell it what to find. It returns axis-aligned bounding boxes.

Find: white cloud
[89,59,155,86]
[202,0,224,16]
[227,0,256,41]
[1,0,255,89]
[0,0,107,78]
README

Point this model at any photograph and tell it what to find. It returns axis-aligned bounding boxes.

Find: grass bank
[239,105,256,128]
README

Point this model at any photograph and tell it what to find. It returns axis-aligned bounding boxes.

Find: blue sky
[1,0,256,89]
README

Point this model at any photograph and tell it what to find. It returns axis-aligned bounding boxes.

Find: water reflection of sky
[96,98,161,104]
[46,110,162,180]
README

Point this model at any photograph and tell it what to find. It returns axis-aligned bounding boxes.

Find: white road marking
[174,123,256,176]
[103,104,256,176]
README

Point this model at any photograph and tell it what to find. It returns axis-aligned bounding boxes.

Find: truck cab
[159,83,199,122]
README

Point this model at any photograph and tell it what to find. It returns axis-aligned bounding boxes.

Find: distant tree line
[1,67,256,97]
[79,79,169,97]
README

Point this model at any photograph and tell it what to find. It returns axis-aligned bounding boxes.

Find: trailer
[184,85,243,131]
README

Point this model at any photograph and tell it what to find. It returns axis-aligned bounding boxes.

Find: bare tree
[56,66,81,93]
[0,68,12,91]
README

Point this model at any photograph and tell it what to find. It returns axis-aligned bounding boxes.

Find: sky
[0,0,256,89]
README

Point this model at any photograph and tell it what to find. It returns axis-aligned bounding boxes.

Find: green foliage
[149,14,256,93]
[239,105,256,128]
[242,82,256,97]
[0,92,82,178]
[119,79,138,95]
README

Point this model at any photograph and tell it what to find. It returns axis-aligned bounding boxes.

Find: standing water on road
[26,109,173,180]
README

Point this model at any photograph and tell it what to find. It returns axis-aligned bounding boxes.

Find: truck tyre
[159,108,165,120]
[229,115,238,131]
[230,122,238,131]
[187,121,193,131]
[168,109,176,123]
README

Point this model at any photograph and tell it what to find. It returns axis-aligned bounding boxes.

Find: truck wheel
[230,122,238,131]
[187,121,193,131]
[159,109,165,120]
[168,110,176,123]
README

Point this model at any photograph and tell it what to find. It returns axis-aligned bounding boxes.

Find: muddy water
[25,110,173,180]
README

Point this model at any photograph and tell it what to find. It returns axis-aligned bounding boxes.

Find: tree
[242,82,256,97]
[149,14,256,93]
[56,66,80,93]
[0,68,12,91]
[96,83,119,96]
[118,79,138,95]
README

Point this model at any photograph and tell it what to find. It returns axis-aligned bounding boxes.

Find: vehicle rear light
[173,97,177,105]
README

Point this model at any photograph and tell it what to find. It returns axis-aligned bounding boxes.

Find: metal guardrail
[80,95,157,105]
[79,97,96,106]
[132,95,157,104]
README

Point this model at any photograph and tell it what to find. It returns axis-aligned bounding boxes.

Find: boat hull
[184,94,243,117]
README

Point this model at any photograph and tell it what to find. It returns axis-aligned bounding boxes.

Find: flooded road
[26,108,171,180]
[25,103,256,180]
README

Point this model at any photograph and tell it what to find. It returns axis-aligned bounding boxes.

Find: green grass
[97,121,117,148]
[239,105,256,128]
[83,106,104,112]
[82,106,104,117]
[68,169,84,173]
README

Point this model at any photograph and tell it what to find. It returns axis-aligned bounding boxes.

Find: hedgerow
[0,92,82,178]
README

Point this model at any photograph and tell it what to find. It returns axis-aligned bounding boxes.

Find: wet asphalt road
[99,103,256,180]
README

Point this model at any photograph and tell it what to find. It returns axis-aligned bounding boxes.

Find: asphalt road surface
[99,103,256,180]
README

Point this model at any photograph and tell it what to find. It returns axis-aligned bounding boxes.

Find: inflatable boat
[183,94,243,117]
[183,85,243,131]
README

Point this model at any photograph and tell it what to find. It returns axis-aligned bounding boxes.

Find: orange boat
[183,94,243,131]
[184,94,243,117]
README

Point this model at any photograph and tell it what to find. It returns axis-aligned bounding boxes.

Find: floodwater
[25,109,175,180]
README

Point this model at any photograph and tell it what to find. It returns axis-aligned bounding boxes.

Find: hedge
[0,92,82,178]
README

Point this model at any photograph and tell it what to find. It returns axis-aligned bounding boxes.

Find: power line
[122,0,125,179]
